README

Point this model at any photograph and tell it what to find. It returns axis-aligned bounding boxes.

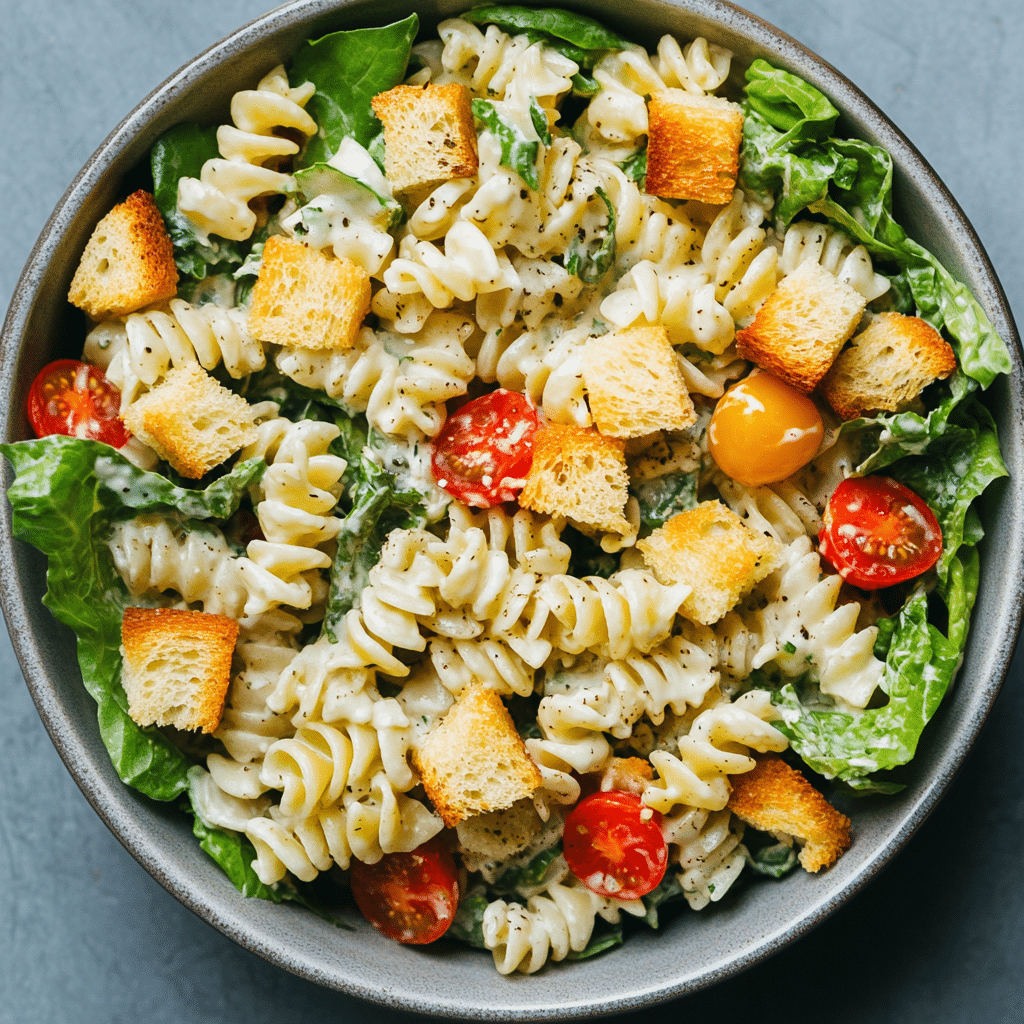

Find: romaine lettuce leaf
[767,407,1005,789]
[289,14,418,168]
[1,437,292,900]
[150,124,246,279]
[740,61,1012,388]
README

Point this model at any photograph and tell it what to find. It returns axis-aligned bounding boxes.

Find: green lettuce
[567,185,616,283]
[0,437,303,902]
[289,14,418,168]
[740,61,1011,388]
[631,471,697,533]
[472,98,542,188]
[150,124,246,278]
[321,417,427,640]
[767,405,1007,790]
[463,5,631,67]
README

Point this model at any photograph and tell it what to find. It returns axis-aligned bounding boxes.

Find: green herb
[472,98,541,188]
[530,96,553,145]
[294,162,404,229]
[448,887,490,948]
[783,641,798,655]
[620,146,647,186]
[745,840,799,879]
[290,14,418,168]
[567,185,615,283]
[493,846,563,897]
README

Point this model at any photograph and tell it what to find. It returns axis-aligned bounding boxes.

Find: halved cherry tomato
[819,475,942,590]
[563,790,667,900]
[708,372,823,486]
[430,389,538,507]
[27,359,129,448]
[349,836,459,944]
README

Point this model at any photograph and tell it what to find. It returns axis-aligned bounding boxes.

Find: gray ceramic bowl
[1,0,1021,1017]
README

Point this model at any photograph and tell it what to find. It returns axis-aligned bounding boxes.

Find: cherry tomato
[430,389,538,507]
[27,359,129,448]
[708,372,823,486]
[563,790,667,900]
[819,476,943,590]
[349,836,459,944]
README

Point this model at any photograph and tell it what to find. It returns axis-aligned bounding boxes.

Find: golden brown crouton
[735,260,867,393]
[120,606,239,734]
[519,423,631,535]
[637,500,782,625]
[68,190,178,320]
[728,754,852,872]
[456,799,547,861]
[247,235,370,351]
[583,325,696,438]
[371,83,479,194]
[645,90,744,205]
[819,312,957,419]
[122,362,257,479]
[414,684,542,827]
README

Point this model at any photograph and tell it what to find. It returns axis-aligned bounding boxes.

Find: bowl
[1,0,1021,1017]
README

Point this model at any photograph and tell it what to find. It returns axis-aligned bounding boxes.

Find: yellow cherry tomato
[708,372,824,486]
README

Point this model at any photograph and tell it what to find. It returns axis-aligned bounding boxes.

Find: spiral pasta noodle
[177,65,317,243]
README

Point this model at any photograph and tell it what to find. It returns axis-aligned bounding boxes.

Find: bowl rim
[2,0,1022,1017]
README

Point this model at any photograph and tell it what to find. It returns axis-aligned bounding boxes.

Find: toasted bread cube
[68,190,178,320]
[122,362,256,479]
[728,754,852,872]
[735,260,867,393]
[121,606,239,734]
[820,312,957,419]
[414,684,542,827]
[645,90,744,205]
[520,423,631,535]
[247,236,370,351]
[456,799,546,861]
[584,325,696,438]
[371,83,479,194]
[637,500,781,624]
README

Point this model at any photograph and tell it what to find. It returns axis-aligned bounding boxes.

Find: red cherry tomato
[27,359,129,448]
[430,389,538,507]
[563,791,667,900]
[708,372,823,486]
[349,836,459,944]
[819,476,942,590]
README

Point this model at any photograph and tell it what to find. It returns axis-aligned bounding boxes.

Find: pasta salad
[3,4,1011,976]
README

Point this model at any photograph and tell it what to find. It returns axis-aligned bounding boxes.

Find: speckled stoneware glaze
[1,0,1021,1016]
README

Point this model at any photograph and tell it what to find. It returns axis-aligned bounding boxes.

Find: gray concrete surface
[1,1,1022,1021]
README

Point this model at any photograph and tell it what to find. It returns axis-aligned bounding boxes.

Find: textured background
[1,1,1022,1021]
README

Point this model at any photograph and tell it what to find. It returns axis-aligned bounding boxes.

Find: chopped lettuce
[744,841,800,879]
[463,5,632,68]
[741,60,1011,388]
[767,403,1006,790]
[567,185,616,283]
[289,14,418,168]
[0,437,304,900]
[322,415,427,640]
[150,124,246,279]
[472,98,542,189]
[632,471,698,533]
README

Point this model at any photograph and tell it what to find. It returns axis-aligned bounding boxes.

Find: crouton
[519,423,631,535]
[122,362,256,479]
[728,754,851,872]
[735,260,867,393]
[645,90,744,205]
[456,799,547,861]
[637,500,781,625]
[371,83,479,194]
[247,235,370,351]
[68,190,178,320]
[819,312,957,419]
[120,606,239,734]
[414,684,542,827]
[583,325,696,438]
